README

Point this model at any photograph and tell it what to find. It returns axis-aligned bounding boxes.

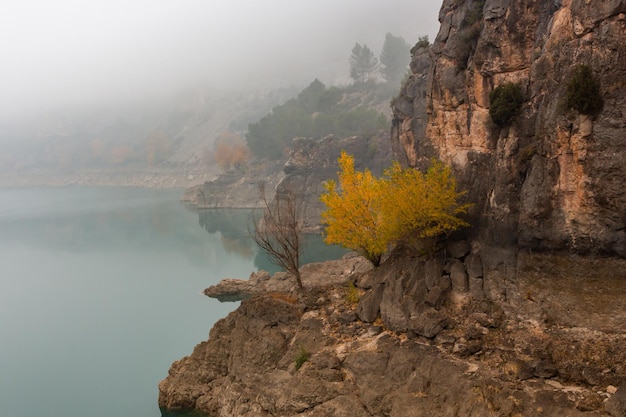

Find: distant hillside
[245,79,395,159]
[0,85,298,176]
[0,70,405,187]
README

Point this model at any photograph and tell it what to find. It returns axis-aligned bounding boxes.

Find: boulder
[356,284,384,323]
[449,260,468,293]
[606,383,626,417]
[446,240,471,259]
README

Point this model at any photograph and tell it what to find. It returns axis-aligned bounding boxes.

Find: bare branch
[249,184,304,292]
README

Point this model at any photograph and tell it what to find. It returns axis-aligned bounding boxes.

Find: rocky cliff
[392,0,626,257]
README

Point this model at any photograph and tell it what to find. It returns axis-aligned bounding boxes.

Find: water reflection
[0,187,204,253]
[196,208,349,274]
[197,209,255,259]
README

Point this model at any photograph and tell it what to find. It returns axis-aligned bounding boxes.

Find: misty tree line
[245,79,388,159]
[350,33,427,85]
[243,33,428,161]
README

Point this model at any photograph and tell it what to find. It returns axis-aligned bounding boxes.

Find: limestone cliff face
[392,0,626,256]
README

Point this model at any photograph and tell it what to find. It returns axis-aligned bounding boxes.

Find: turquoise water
[0,187,344,417]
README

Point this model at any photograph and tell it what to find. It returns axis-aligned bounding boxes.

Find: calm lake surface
[0,186,345,417]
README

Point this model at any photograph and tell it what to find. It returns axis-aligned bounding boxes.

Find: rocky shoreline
[158,247,626,417]
[0,167,216,189]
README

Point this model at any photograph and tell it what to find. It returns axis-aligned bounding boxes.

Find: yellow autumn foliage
[320,151,388,266]
[320,152,470,266]
[213,141,251,172]
[382,160,471,244]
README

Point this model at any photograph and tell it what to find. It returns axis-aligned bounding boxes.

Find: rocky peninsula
[159,247,626,416]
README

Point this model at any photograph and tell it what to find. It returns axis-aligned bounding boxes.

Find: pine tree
[380,33,410,84]
[349,43,379,84]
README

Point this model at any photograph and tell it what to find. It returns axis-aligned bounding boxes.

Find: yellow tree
[230,143,252,170]
[382,160,471,245]
[213,142,234,171]
[212,131,251,172]
[320,151,388,266]
[321,153,470,266]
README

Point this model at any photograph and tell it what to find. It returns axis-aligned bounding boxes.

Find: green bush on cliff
[565,65,604,117]
[489,82,524,127]
[294,347,309,371]
[410,35,430,54]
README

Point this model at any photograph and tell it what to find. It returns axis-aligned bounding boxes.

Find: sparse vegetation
[411,35,430,54]
[250,185,304,292]
[489,82,524,127]
[565,64,604,117]
[346,281,360,304]
[294,347,309,371]
[320,152,470,266]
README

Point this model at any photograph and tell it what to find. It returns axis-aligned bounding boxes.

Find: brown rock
[356,284,384,323]
[449,260,468,293]
[606,382,626,417]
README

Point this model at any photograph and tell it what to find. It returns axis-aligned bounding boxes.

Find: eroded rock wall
[274,133,392,233]
[159,251,626,416]
[392,0,626,256]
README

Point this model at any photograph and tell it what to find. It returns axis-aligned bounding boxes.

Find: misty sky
[0,0,442,122]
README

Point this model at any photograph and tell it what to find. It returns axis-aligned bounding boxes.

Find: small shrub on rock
[346,281,360,304]
[565,64,604,117]
[489,82,524,127]
[410,35,430,54]
[294,347,309,371]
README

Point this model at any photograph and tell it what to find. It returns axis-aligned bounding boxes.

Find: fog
[0,0,442,124]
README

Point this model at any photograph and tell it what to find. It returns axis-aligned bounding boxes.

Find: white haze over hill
[0,0,441,127]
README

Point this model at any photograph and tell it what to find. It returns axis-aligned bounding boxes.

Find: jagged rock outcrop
[181,132,391,230]
[160,249,626,416]
[392,0,626,257]
[274,133,392,233]
[181,160,285,208]
[203,254,373,302]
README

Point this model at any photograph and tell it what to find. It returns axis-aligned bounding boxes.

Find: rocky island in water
[159,1,626,416]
